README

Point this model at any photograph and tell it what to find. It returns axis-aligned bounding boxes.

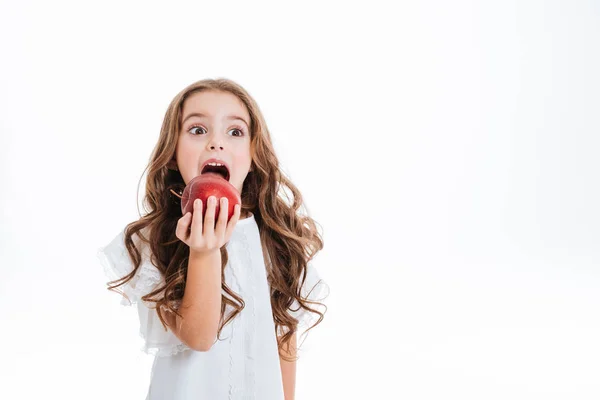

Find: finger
[215,197,228,238]
[191,198,204,236]
[203,196,217,235]
[183,212,192,238]
[224,203,241,239]
[176,212,192,241]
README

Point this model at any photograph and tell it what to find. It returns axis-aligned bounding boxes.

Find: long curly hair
[106,78,327,361]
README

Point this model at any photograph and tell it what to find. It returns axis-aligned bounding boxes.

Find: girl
[97,78,329,400]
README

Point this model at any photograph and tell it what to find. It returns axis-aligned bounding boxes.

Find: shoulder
[98,224,162,298]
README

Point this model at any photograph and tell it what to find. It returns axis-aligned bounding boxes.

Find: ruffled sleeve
[289,261,330,346]
[97,228,190,357]
[96,228,161,307]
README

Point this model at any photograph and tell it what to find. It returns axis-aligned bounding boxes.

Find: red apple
[180,173,241,222]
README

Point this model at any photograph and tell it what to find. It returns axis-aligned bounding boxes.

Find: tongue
[202,172,226,180]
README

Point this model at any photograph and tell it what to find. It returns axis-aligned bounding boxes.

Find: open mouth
[201,164,230,181]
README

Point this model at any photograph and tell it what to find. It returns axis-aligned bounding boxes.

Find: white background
[1,0,599,399]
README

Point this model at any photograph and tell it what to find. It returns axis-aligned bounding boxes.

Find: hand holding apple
[170,174,243,253]
[175,194,242,254]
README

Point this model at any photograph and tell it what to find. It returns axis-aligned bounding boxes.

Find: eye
[188,125,206,135]
[229,127,245,137]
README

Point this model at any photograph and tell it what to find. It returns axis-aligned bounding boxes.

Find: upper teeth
[207,162,224,167]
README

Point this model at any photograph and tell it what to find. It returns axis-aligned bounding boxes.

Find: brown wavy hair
[106,78,327,361]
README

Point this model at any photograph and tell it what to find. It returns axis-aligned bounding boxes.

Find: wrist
[190,248,220,261]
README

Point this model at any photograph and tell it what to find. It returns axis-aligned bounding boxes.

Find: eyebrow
[181,112,249,128]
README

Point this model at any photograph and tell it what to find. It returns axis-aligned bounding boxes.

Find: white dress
[97,212,329,400]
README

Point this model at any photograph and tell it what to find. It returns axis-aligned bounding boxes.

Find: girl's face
[175,90,252,200]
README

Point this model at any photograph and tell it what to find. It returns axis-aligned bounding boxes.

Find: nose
[207,135,224,150]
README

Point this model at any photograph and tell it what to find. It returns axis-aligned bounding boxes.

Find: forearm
[280,332,297,400]
[171,249,222,351]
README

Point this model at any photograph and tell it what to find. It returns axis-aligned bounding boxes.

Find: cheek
[177,139,198,161]
[233,155,252,173]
